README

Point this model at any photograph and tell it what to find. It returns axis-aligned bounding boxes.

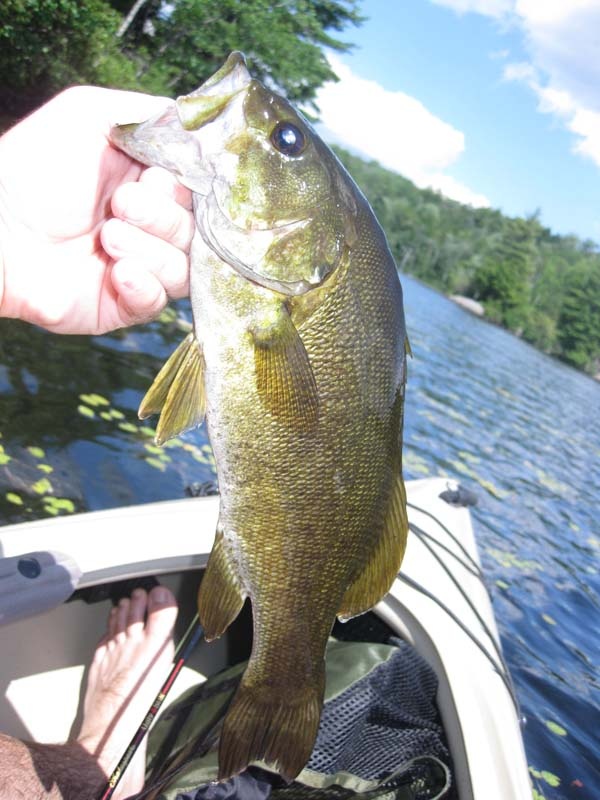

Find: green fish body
[111,53,409,783]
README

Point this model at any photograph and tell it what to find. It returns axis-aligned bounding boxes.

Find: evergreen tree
[0,0,363,120]
[557,264,600,371]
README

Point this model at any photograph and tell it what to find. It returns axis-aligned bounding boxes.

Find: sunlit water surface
[0,275,598,799]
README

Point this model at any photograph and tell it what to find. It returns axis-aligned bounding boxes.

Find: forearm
[0,734,107,800]
[0,131,17,322]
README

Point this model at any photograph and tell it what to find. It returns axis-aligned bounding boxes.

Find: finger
[102,218,189,299]
[112,258,169,326]
[139,166,193,210]
[111,181,194,251]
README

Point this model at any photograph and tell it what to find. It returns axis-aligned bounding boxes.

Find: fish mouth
[176,52,252,131]
[109,52,252,186]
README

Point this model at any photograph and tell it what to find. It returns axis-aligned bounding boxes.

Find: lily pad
[144,443,163,455]
[27,446,45,459]
[545,720,567,737]
[31,477,53,495]
[6,492,23,506]
[145,457,167,471]
[530,767,560,788]
[43,497,76,514]
[79,393,110,407]
[118,422,138,434]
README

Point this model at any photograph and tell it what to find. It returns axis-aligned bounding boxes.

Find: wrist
[0,233,4,318]
[0,203,13,321]
[0,144,10,319]
[0,147,20,322]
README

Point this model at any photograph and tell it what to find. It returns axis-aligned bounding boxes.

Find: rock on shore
[450,295,485,317]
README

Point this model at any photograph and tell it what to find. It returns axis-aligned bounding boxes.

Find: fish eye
[270,121,306,157]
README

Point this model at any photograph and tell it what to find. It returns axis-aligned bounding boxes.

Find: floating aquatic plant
[6,491,23,506]
[43,497,76,516]
[77,404,96,419]
[545,720,567,737]
[530,767,561,788]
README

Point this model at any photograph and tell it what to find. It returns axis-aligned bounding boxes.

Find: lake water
[0,274,598,799]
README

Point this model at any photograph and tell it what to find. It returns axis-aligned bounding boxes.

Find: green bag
[141,640,451,800]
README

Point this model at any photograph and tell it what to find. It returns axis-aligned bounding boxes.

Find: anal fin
[198,529,245,641]
[138,332,206,445]
[251,305,319,430]
[337,471,409,621]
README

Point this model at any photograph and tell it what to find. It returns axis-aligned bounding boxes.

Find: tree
[470,218,536,331]
[0,1,138,118]
[557,263,600,371]
[0,0,363,122]
[117,0,363,108]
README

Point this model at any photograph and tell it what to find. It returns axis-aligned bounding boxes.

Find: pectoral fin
[251,306,319,430]
[198,529,245,641]
[138,332,206,445]
[337,471,408,621]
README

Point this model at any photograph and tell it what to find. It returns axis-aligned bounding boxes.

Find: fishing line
[396,571,520,713]
[406,500,483,578]
[405,499,522,709]
[407,521,481,578]
[410,522,508,669]
[98,613,205,800]
[401,506,522,717]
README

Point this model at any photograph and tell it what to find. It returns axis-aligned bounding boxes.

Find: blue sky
[314,0,600,244]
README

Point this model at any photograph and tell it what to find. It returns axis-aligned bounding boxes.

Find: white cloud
[430,0,600,168]
[430,0,513,18]
[427,174,492,207]
[503,59,600,168]
[315,57,490,207]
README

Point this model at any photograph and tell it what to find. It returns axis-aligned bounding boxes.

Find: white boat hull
[0,478,531,799]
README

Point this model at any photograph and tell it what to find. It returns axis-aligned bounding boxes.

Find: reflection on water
[1,278,599,798]
[402,276,600,799]
[0,305,216,523]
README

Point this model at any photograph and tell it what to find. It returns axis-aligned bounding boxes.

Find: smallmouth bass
[111,52,409,783]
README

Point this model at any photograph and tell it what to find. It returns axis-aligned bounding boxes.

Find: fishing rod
[98,613,205,800]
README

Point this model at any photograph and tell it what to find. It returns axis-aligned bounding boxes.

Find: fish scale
[110,51,409,783]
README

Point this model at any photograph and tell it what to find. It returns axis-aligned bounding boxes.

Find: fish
[110,52,409,783]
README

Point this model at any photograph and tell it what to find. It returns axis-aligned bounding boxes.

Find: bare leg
[0,586,177,800]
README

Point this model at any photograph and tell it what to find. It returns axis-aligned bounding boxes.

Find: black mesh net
[165,626,455,800]
[302,638,451,786]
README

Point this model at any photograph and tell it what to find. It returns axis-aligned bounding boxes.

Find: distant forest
[334,148,600,376]
[1,1,599,376]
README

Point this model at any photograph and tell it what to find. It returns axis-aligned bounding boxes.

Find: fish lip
[176,52,252,131]
[109,103,180,164]
[191,52,250,96]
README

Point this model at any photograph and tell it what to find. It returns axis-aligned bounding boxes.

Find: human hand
[0,86,193,335]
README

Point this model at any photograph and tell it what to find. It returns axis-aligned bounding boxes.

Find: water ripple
[402,276,600,797]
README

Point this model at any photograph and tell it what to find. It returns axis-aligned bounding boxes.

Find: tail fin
[218,673,324,783]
